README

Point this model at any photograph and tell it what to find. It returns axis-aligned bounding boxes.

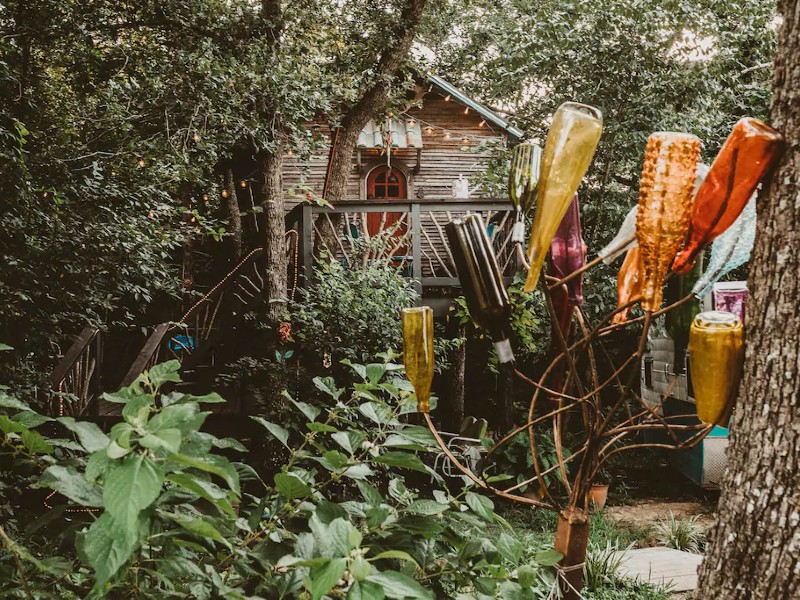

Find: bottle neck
[492,333,515,365]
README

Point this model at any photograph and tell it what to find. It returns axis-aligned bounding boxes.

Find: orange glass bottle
[401,306,435,413]
[672,118,782,274]
[636,132,701,312]
[611,247,642,325]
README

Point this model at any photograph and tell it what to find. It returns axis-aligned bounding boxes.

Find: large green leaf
[347,580,386,600]
[167,472,235,517]
[251,417,289,447]
[77,512,141,589]
[274,472,311,499]
[170,453,240,495]
[148,403,201,435]
[370,452,427,473]
[403,500,450,516]
[0,392,29,411]
[162,511,231,548]
[57,417,110,453]
[0,415,27,434]
[147,360,182,389]
[311,557,347,600]
[366,570,433,599]
[465,492,495,520]
[38,465,103,507]
[103,453,164,531]
[329,518,362,556]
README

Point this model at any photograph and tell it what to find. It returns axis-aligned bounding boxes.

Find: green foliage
[0,360,571,597]
[453,272,549,370]
[583,541,630,592]
[652,511,706,553]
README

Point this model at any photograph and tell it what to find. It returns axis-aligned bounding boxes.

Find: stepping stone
[614,547,703,592]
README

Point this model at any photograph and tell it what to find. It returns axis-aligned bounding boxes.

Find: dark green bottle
[446,214,515,364]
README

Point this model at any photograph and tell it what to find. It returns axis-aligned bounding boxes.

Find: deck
[286,197,518,298]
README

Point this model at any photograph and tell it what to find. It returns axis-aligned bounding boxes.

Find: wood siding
[282,93,509,210]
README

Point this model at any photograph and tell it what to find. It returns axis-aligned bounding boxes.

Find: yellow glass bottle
[688,311,744,425]
[636,132,701,312]
[401,306,435,413]
[524,102,603,292]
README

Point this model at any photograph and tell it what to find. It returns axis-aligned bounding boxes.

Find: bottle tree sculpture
[401,110,781,599]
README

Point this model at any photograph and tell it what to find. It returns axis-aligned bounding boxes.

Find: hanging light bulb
[444,131,452,140]
[464,107,469,114]
[239,181,248,189]
[424,126,433,135]
[461,136,469,143]
[524,102,604,292]
[388,171,398,183]
[43,191,49,198]
[444,94,451,102]
[408,118,417,127]
[479,120,486,128]
[287,149,294,156]
[137,158,146,168]
[221,189,230,199]
[202,194,209,202]
[193,133,201,143]
[387,111,394,118]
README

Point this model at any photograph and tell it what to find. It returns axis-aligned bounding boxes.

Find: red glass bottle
[672,118,782,274]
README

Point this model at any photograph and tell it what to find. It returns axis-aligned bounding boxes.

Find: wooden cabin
[284,75,525,306]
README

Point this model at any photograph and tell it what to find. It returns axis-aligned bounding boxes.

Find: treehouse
[45,74,526,419]
[284,75,524,307]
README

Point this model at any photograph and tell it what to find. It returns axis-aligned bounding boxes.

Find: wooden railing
[48,326,102,417]
[286,197,517,295]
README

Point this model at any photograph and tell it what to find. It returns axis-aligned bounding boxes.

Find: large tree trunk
[261,146,287,323]
[695,2,800,598]
[315,0,428,254]
[224,167,242,261]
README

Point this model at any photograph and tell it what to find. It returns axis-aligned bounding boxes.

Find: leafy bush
[290,260,458,372]
[0,359,567,598]
[583,541,629,592]
[652,511,706,553]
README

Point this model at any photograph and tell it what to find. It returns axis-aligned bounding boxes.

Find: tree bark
[695,2,800,598]
[316,0,428,254]
[261,146,287,323]
[224,167,242,261]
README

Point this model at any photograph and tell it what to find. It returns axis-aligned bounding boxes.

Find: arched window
[366,166,407,239]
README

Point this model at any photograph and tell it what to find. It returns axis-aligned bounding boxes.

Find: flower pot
[589,484,610,511]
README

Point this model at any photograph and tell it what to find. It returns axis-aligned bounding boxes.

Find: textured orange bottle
[401,306,435,413]
[688,311,744,425]
[636,132,701,312]
[672,118,782,274]
[611,247,643,325]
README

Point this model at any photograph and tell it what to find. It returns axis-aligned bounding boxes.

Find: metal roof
[427,75,524,139]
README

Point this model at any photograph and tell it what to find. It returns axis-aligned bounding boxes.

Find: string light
[287,149,294,156]
[137,158,146,168]
[110,170,116,177]
[387,111,394,118]
[424,126,433,135]
[202,194,209,201]
[444,131,452,140]
[408,118,417,127]
[221,189,230,199]
[193,133,201,143]
[461,136,469,143]
[42,191,49,198]
[464,107,469,114]
[239,181,248,189]
[444,94,451,102]
[479,120,486,128]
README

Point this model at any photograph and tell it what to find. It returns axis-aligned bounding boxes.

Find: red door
[367,166,407,244]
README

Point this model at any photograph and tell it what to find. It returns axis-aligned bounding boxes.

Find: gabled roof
[427,74,524,139]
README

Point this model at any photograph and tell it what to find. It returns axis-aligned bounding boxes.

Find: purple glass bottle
[548,194,585,306]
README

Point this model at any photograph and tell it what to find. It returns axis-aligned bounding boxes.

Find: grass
[652,511,706,553]
[492,507,671,599]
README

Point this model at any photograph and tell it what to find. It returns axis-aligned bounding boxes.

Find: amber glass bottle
[401,306,435,413]
[524,102,603,291]
[446,214,515,364]
[688,311,744,425]
[611,247,643,325]
[636,132,701,312]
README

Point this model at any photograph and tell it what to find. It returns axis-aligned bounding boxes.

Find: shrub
[0,359,566,598]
